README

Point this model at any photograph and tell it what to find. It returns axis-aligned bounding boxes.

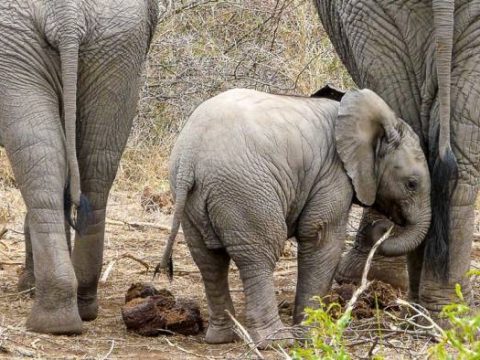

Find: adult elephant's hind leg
[183,217,236,344]
[72,14,153,321]
[419,182,477,319]
[18,214,71,293]
[2,95,82,334]
[17,213,35,292]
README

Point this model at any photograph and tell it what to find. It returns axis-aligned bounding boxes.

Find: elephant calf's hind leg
[226,228,292,349]
[184,219,236,344]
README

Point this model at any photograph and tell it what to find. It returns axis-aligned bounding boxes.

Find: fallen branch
[341,225,393,320]
[100,260,117,284]
[172,267,201,275]
[395,299,444,339]
[106,218,182,234]
[226,310,264,360]
[122,253,150,271]
[100,253,150,284]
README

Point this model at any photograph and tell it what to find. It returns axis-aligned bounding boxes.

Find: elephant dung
[121,283,204,336]
[324,280,403,319]
[124,282,162,303]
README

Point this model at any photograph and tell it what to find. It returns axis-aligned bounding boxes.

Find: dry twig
[226,310,265,360]
[342,225,393,317]
[106,218,179,233]
[0,287,35,299]
[163,337,221,359]
[100,253,150,284]
[99,340,115,360]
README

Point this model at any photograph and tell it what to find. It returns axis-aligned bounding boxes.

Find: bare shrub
[117,0,353,190]
[132,0,352,147]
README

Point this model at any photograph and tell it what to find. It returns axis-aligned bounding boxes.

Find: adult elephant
[0,1,158,334]
[315,1,479,318]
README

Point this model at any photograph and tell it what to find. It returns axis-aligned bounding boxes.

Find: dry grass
[120,0,354,191]
[0,187,479,359]
[127,0,352,182]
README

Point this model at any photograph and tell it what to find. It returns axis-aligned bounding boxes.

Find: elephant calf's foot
[27,304,83,335]
[205,324,237,344]
[335,247,408,291]
[17,269,35,293]
[250,320,293,350]
[78,296,99,322]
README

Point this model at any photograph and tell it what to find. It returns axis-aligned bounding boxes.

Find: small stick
[99,340,115,360]
[163,337,220,359]
[0,287,35,299]
[275,345,293,360]
[99,260,116,284]
[0,227,8,239]
[0,250,13,260]
[0,241,9,250]
[100,253,150,284]
[341,225,393,318]
[395,299,445,337]
[5,228,23,236]
[121,253,150,272]
[226,310,264,360]
[0,261,22,266]
[106,218,183,234]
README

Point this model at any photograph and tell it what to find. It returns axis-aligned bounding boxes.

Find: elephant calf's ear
[335,89,399,206]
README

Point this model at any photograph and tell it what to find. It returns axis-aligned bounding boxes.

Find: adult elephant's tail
[58,6,91,236]
[426,0,458,280]
[155,162,195,281]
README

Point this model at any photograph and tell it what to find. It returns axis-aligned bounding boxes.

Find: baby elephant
[157,86,431,347]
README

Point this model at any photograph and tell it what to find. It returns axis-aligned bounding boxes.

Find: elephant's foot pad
[26,305,83,335]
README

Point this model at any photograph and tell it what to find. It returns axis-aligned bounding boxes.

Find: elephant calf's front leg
[294,221,345,324]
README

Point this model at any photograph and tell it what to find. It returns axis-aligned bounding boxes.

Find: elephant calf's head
[335,89,431,256]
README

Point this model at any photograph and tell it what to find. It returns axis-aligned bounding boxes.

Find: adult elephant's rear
[0,1,158,334]
[316,1,479,317]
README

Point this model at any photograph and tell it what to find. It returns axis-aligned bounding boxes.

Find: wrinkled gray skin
[316,1,480,315]
[0,0,158,334]
[159,88,431,347]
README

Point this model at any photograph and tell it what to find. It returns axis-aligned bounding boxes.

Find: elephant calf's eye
[406,179,418,191]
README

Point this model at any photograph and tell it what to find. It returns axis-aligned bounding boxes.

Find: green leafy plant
[428,270,480,360]
[290,297,351,360]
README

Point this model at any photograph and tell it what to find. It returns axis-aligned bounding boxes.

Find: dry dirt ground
[0,186,480,359]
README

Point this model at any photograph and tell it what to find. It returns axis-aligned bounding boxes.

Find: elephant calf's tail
[154,176,193,281]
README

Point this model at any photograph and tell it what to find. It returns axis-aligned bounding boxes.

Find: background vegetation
[115,0,353,191]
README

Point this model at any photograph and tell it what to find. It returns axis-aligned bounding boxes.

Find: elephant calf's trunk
[379,215,430,256]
